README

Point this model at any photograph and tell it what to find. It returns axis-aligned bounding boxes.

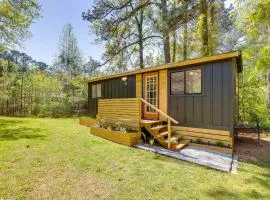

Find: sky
[23,0,103,65]
[23,0,234,65]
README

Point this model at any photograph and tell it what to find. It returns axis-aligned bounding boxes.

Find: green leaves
[0,0,41,51]
[235,0,270,126]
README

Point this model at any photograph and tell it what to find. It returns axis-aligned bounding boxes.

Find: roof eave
[87,51,242,83]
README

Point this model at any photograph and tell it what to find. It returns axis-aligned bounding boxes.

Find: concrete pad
[134,144,238,173]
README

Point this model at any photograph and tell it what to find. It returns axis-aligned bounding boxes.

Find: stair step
[150,125,167,131]
[157,131,168,137]
[140,119,162,125]
[164,135,183,143]
[175,139,190,150]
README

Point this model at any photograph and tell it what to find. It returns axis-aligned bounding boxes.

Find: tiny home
[87,51,242,153]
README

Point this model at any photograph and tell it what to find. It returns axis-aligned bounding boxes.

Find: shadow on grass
[0,118,47,141]
[206,160,270,199]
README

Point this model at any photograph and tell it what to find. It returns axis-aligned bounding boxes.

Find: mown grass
[0,117,270,199]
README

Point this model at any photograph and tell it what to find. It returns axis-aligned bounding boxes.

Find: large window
[170,69,202,95]
[92,84,102,98]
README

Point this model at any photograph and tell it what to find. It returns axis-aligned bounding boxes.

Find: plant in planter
[119,127,127,133]
[107,125,112,131]
[97,118,109,129]
[115,120,124,131]
[149,137,156,147]
[170,139,178,150]
[196,138,203,144]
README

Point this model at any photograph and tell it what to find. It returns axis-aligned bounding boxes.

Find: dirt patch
[235,132,270,162]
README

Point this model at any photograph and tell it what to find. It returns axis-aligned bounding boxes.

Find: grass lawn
[0,117,270,199]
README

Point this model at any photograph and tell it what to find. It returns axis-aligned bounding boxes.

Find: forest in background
[0,0,269,127]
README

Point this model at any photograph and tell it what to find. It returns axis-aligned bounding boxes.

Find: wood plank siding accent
[173,126,233,149]
[98,98,141,130]
[189,143,233,154]
[88,51,242,83]
[159,70,168,121]
[136,74,142,98]
[168,61,234,131]
[88,75,136,118]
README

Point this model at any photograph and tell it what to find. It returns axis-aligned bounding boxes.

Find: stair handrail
[139,98,178,149]
[139,98,179,124]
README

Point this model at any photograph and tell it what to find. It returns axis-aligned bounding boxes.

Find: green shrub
[196,138,203,144]
[215,141,225,147]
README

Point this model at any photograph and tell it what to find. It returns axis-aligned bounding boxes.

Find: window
[92,84,102,98]
[170,69,202,95]
[171,71,184,94]
[92,85,97,98]
[186,69,202,94]
[97,84,102,97]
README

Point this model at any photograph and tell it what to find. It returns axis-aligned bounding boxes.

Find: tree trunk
[172,31,176,62]
[163,33,171,63]
[137,9,144,69]
[20,75,23,116]
[209,3,215,55]
[182,1,188,60]
[183,23,187,60]
[200,0,209,56]
[161,0,171,63]
[183,15,188,60]
[267,72,270,108]
[171,0,176,63]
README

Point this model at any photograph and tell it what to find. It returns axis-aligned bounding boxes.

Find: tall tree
[0,0,41,52]
[54,23,83,77]
[84,0,199,68]
[83,0,162,69]
[196,0,235,56]
[236,0,270,108]
[160,0,171,63]
[197,0,209,56]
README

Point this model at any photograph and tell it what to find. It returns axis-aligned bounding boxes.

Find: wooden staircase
[140,119,190,151]
[139,98,190,151]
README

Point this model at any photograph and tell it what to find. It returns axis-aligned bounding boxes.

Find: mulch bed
[234,132,270,162]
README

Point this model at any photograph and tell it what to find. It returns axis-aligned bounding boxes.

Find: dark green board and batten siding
[168,61,235,131]
[88,75,136,118]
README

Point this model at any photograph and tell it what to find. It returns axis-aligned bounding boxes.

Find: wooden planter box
[79,117,96,127]
[90,126,141,146]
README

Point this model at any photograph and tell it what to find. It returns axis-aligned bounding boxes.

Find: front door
[143,72,159,119]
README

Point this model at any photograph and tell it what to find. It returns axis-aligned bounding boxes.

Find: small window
[170,68,202,95]
[92,84,102,98]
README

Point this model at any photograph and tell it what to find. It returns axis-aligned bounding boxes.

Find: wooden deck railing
[139,98,179,149]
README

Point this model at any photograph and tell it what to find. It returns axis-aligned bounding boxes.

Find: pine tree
[55,24,83,78]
